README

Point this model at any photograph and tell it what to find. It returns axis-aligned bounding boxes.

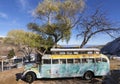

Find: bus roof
[51,48,100,52]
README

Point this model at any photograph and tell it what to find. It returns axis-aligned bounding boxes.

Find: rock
[101,37,120,56]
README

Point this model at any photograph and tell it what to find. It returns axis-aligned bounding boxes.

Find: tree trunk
[80,37,87,48]
[80,41,87,48]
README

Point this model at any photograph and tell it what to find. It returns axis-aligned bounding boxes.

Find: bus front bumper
[16,73,25,81]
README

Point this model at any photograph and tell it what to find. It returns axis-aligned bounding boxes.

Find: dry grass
[110,59,120,70]
[0,68,26,84]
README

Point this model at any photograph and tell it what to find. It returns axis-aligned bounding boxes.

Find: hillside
[0,37,24,57]
[101,37,120,56]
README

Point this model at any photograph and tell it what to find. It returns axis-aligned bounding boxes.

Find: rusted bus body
[19,48,110,83]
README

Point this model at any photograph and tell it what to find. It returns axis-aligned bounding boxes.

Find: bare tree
[77,8,120,48]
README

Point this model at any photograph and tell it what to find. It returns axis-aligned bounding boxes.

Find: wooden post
[1,60,3,71]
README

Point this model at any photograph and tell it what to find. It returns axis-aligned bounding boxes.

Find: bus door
[51,59,67,78]
[41,59,51,78]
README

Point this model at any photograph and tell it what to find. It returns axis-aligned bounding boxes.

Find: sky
[0,0,120,46]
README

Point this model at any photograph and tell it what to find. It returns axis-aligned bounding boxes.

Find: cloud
[0,12,8,19]
[18,0,34,15]
[28,9,37,18]
[18,0,29,10]
[0,35,6,38]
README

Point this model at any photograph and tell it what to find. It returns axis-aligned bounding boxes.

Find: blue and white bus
[19,48,110,83]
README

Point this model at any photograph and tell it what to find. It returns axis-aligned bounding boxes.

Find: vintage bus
[19,48,110,83]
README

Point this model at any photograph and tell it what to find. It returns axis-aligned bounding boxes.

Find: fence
[0,60,23,72]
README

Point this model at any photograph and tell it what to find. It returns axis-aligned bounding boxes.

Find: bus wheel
[84,71,94,80]
[25,72,35,83]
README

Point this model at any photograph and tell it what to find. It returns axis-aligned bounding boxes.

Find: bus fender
[83,70,94,80]
[21,70,37,80]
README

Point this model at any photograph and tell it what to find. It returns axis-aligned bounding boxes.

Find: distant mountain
[101,37,120,56]
[0,37,23,56]
[85,45,104,49]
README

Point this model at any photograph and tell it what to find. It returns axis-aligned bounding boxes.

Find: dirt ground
[0,68,102,84]
[0,59,120,84]
[110,59,120,70]
[0,68,25,84]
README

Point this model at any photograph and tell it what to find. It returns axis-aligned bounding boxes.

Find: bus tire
[84,71,94,80]
[24,72,36,83]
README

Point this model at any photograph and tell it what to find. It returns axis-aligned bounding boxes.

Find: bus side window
[82,51,87,54]
[43,59,51,64]
[60,59,66,64]
[53,52,59,55]
[82,59,88,63]
[59,51,66,55]
[67,51,73,55]
[74,59,80,63]
[87,51,93,54]
[96,52,99,54]
[73,52,78,54]
[67,59,73,64]
[52,59,59,64]
[102,58,107,62]
[96,58,101,63]
[89,58,95,63]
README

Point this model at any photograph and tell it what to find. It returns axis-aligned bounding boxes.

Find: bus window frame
[66,51,73,55]
[74,59,81,64]
[52,51,59,55]
[67,59,74,64]
[88,58,95,63]
[79,51,88,54]
[52,59,59,64]
[95,58,102,63]
[95,51,99,54]
[73,51,79,54]
[102,58,107,62]
[87,51,93,54]
[81,58,88,63]
[59,51,66,55]
[59,59,66,64]
[43,59,51,64]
